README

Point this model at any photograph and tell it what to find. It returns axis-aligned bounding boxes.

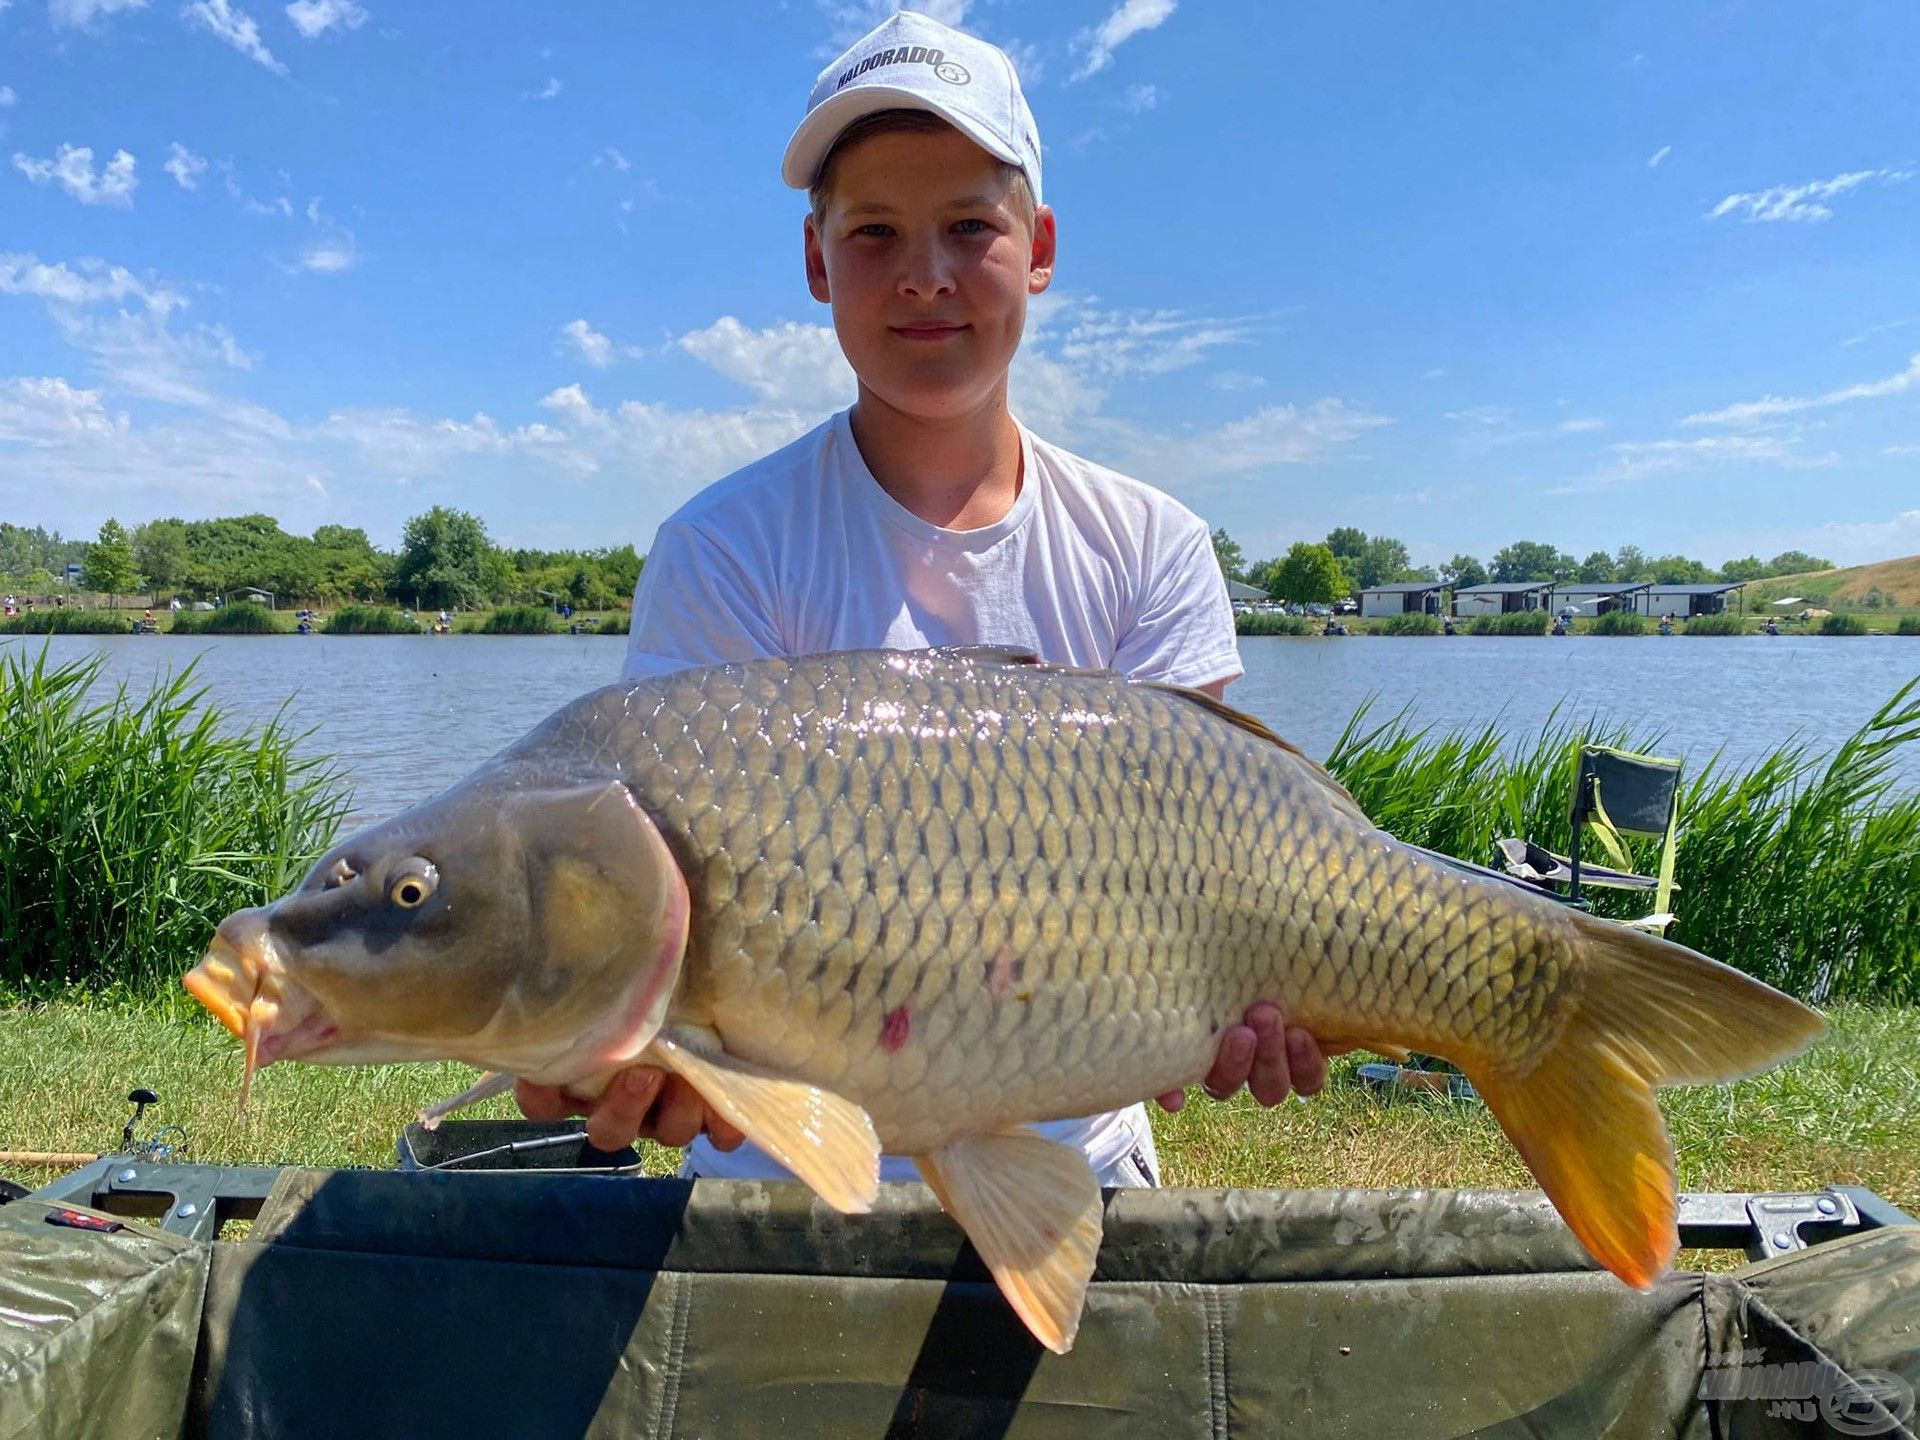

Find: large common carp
[185,647,1822,1352]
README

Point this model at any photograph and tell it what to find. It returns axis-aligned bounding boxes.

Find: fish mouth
[184,921,339,1114]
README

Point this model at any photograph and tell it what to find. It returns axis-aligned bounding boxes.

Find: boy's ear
[1028,205,1057,296]
[804,214,831,304]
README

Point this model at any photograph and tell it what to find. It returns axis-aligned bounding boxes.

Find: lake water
[9,633,1917,821]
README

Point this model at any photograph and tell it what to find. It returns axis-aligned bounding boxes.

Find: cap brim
[781,84,1023,191]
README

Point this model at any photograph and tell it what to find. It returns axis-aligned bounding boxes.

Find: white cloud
[999,37,1044,87]
[818,0,971,50]
[1209,370,1265,392]
[1683,352,1920,427]
[1122,82,1160,113]
[1708,167,1912,224]
[1840,314,1920,348]
[284,0,365,38]
[1421,367,1447,381]
[1647,145,1670,168]
[1558,416,1605,434]
[595,146,630,172]
[12,144,138,206]
[1547,432,1833,494]
[1036,296,1258,379]
[183,0,287,74]
[295,240,355,273]
[0,87,15,109]
[48,0,145,26]
[1768,509,1920,568]
[0,376,127,447]
[560,319,616,369]
[528,76,562,101]
[1883,444,1920,456]
[1073,0,1176,80]
[1443,404,1514,426]
[0,251,183,313]
[677,316,856,413]
[163,142,207,189]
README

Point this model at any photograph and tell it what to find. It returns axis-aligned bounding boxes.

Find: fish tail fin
[1467,915,1824,1288]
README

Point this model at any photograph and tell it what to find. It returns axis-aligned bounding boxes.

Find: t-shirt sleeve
[1110,516,1243,689]
[621,520,785,680]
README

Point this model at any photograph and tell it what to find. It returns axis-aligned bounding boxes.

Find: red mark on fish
[987,947,1016,998]
[881,1005,911,1052]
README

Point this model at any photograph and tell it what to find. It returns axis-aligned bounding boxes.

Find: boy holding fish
[516,9,1335,1185]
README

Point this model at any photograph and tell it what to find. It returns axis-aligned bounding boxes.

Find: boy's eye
[951,218,992,235]
[854,223,894,238]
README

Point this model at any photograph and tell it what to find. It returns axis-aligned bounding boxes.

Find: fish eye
[388,863,438,910]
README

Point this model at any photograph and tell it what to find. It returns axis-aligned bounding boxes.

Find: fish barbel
[184,647,1823,1352]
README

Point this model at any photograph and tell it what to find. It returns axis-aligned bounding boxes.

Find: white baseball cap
[782,9,1044,205]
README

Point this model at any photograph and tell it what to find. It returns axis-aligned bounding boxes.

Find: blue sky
[3,0,1917,568]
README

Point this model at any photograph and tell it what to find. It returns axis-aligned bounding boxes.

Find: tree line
[0,510,642,612]
[1210,526,1834,605]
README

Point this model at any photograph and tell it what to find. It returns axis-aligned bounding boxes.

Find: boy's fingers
[584,1067,663,1152]
[1153,1088,1186,1113]
[1286,1027,1329,1097]
[1200,1024,1257,1099]
[647,1076,711,1149]
[1244,1004,1294,1107]
[513,1079,574,1123]
[706,1113,747,1151]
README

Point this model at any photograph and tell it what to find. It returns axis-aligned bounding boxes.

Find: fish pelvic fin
[1471,915,1825,1289]
[914,1130,1104,1356]
[649,1034,879,1214]
[417,1069,515,1131]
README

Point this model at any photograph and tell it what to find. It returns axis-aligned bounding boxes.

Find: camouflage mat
[1,1173,1914,1437]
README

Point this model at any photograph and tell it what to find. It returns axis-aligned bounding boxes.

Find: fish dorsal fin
[648,1032,880,1214]
[914,1129,1104,1355]
[1147,682,1372,827]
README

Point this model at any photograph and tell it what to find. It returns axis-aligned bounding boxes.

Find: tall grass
[169,601,278,635]
[1,610,131,635]
[1466,611,1550,636]
[1235,611,1314,636]
[597,611,630,635]
[1683,613,1746,636]
[1325,679,1920,1003]
[1587,610,1648,637]
[324,604,419,635]
[0,648,348,996]
[465,604,559,635]
[1372,612,1442,636]
[1820,612,1870,637]
[1898,616,1920,637]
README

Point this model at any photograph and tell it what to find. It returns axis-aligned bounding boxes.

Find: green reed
[1587,610,1648,636]
[1898,616,1920,637]
[1819,612,1870,637]
[0,648,348,996]
[324,604,420,635]
[168,601,279,635]
[1,610,132,635]
[1682,613,1746,636]
[1466,611,1551,636]
[1372,613,1443,636]
[1235,611,1315,636]
[1325,678,1920,1003]
[464,604,560,635]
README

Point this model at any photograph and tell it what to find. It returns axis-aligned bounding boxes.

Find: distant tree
[1577,550,1616,584]
[82,519,140,607]
[1210,526,1247,582]
[1441,554,1488,589]
[1719,555,1768,583]
[1356,535,1412,588]
[1490,540,1567,584]
[1613,545,1653,582]
[1766,550,1834,576]
[133,519,189,603]
[1270,542,1348,605]
[1244,556,1286,597]
[392,506,498,610]
[1324,527,1368,564]
[1651,553,1711,585]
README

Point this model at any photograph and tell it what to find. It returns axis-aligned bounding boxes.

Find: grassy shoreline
[3,998,1912,1215]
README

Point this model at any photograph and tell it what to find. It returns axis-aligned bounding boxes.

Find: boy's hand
[514,1070,746,1155]
[1155,1002,1332,1112]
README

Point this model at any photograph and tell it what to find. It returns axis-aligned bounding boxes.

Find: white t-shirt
[622,407,1242,1182]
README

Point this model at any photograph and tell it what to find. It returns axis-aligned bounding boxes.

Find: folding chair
[1495,745,1683,937]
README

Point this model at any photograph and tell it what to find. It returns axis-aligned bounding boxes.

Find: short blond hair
[808,108,1036,232]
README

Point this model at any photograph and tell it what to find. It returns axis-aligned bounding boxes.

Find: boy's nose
[897,240,957,299]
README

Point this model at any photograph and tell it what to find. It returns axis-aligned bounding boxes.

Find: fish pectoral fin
[914,1130,1104,1356]
[648,1034,879,1214]
[417,1069,516,1131]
